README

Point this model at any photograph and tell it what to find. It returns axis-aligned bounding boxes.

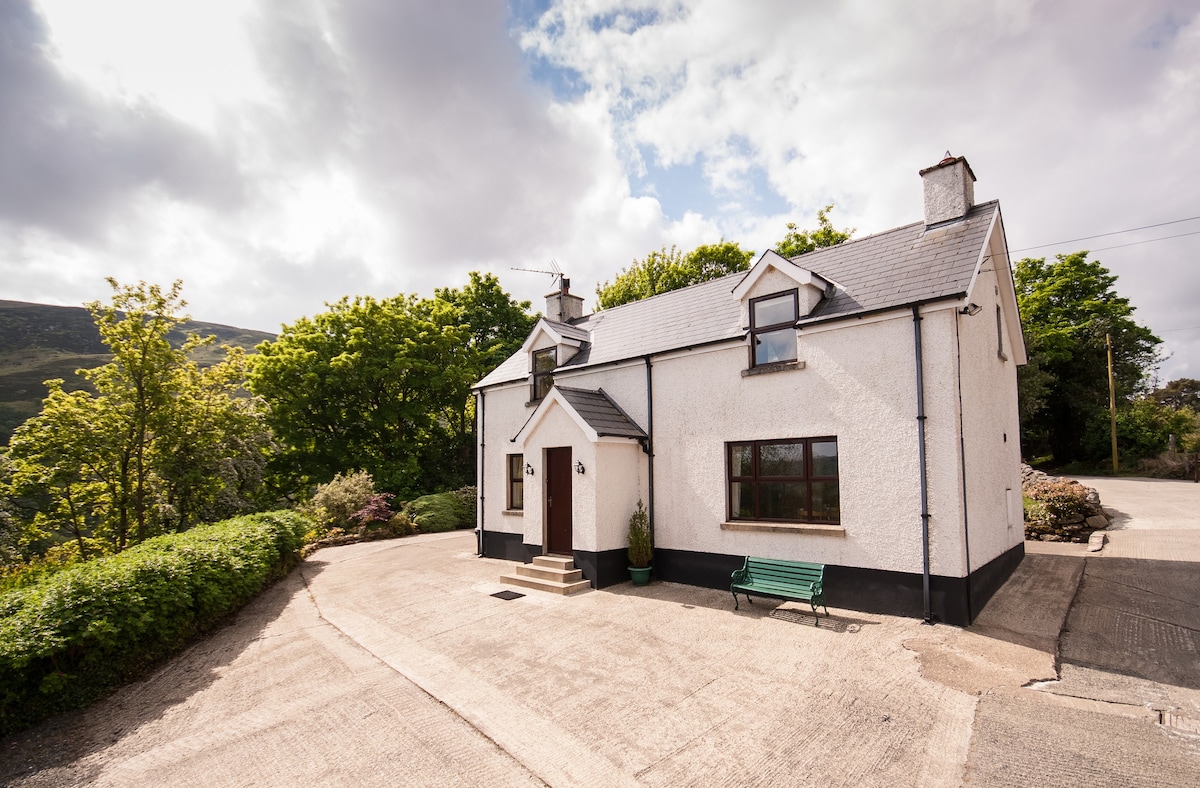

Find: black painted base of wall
[479,533,628,589]
[479,531,528,562]
[654,542,1025,627]
[569,547,627,589]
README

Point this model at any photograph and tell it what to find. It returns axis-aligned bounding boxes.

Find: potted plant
[627,499,652,586]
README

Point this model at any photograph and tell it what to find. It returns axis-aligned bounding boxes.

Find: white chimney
[919,152,976,226]
[545,277,584,323]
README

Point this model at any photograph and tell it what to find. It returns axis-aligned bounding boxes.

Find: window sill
[721,521,844,536]
[742,360,805,377]
[502,509,524,517]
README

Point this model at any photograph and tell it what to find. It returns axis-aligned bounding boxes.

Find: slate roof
[475,201,998,389]
[555,387,648,439]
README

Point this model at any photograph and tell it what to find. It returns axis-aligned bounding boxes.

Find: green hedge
[0,510,312,736]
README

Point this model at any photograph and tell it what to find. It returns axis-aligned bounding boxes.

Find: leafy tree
[774,204,855,258]
[0,455,22,566]
[1153,378,1200,412]
[1084,396,1197,463]
[1015,252,1162,463]
[250,274,534,496]
[4,280,272,557]
[596,241,755,309]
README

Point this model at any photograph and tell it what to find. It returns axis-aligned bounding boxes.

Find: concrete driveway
[3,486,1199,786]
[1075,475,1200,531]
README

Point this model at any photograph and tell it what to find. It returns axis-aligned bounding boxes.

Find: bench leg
[732,590,740,610]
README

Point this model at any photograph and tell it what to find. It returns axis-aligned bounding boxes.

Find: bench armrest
[731,568,748,584]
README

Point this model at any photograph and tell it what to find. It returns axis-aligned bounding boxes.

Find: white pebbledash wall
[478,154,1022,590]
[481,292,1021,583]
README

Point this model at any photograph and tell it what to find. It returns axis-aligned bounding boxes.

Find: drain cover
[492,590,525,601]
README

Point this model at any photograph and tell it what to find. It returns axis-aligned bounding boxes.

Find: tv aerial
[511,259,564,289]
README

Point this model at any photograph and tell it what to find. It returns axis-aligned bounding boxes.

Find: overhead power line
[1084,229,1200,253]
[1010,215,1200,253]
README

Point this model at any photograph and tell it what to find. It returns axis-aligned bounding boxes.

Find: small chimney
[919,152,976,226]
[545,277,584,322]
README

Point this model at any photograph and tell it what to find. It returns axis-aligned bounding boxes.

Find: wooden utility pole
[1107,333,1119,473]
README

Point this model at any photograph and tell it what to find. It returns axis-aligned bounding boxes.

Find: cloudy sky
[3,0,1198,381]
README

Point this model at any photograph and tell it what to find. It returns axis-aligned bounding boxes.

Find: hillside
[0,300,276,445]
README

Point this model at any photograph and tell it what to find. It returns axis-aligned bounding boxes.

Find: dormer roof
[731,250,831,302]
[518,318,590,356]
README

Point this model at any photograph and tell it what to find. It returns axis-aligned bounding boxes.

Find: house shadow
[0,561,322,783]
[969,550,1200,693]
[1057,556,1200,692]
[601,578,880,633]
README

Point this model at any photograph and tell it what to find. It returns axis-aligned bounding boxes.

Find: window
[507,454,524,510]
[531,347,555,401]
[727,437,839,523]
[749,290,798,366]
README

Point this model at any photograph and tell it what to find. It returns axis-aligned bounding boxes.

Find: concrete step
[532,555,576,570]
[499,572,591,595]
[515,563,584,583]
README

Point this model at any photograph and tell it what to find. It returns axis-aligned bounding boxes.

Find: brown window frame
[748,289,799,367]
[726,437,839,523]
[531,347,556,401]
[506,453,524,510]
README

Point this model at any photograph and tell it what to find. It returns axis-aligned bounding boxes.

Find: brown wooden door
[546,447,573,555]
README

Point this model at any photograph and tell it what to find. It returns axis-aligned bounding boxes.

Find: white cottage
[473,155,1027,625]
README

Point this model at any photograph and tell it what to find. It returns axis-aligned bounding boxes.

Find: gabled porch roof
[512,386,647,445]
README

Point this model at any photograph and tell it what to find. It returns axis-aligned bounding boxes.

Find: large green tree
[249,273,534,497]
[1153,378,1200,412]
[1015,252,1162,463]
[595,241,755,309]
[4,280,272,558]
[774,204,855,258]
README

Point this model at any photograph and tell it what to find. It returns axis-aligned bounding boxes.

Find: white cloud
[1,0,1197,382]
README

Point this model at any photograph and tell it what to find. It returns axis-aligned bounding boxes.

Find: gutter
[912,305,933,624]
[473,294,972,395]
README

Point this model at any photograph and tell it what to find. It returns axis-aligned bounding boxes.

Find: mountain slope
[0,300,276,445]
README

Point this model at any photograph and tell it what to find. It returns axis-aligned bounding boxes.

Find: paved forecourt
[4,524,1199,786]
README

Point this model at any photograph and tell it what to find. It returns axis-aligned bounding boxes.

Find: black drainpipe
[913,306,933,624]
[476,390,485,557]
[953,315,973,622]
[644,356,656,549]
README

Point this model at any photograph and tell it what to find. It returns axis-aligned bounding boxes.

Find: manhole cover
[492,590,525,601]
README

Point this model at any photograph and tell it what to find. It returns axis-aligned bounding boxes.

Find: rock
[1085,514,1109,530]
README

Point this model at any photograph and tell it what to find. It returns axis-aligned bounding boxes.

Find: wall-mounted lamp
[524,463,534,476]
[575,460,585,475]
[959,303,982,316]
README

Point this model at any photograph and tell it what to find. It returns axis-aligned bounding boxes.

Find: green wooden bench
[731,557,828,623]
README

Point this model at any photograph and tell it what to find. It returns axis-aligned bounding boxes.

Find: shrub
[352,493,396,527]
[450,486,477,529]
[627,500,652,568]
[402,492,470,533]
[0,510,313,736]
[1024,479,1089,522]
[298,470,376,533]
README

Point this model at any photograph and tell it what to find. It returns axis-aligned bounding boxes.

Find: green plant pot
[629,566,651,586]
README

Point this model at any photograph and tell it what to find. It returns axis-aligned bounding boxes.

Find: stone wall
[1021,464,1110,542]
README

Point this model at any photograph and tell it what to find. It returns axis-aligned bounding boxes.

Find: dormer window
[750,290,799,366]
[532,347,556,400]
